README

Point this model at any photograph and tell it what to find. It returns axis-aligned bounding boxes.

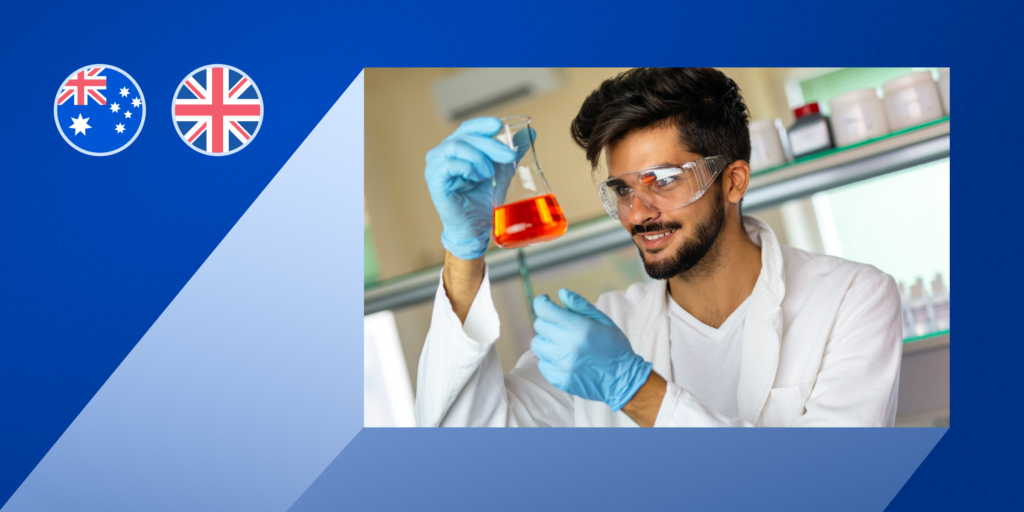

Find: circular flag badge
[172,64,263,156]
[54,65,146,156]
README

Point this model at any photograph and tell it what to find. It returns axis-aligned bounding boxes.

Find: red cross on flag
[57,67,108,106]
[173,65,263,156]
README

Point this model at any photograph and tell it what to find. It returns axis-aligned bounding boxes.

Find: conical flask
[492,116,567,249]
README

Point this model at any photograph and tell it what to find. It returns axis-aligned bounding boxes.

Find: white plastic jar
[882,71,944,131]
[938,68,950,114]
[829,89,889,147]
[748,118,788,172]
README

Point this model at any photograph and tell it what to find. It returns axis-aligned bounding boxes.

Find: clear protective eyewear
[597,155,728,220]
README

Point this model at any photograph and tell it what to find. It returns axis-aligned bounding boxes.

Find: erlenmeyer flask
[492,116,568,249]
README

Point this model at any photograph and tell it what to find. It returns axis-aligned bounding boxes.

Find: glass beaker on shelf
[491,115,568,249]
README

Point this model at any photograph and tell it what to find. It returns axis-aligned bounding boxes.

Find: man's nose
[627,193,659,225]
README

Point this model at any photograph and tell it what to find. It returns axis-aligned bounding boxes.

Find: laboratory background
[363,67,950,428]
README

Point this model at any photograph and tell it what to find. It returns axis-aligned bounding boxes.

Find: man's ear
[722,160,751,204]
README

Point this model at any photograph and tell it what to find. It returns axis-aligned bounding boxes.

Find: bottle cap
[793,103,821,118]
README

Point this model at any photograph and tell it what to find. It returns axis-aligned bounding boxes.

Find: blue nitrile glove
[530,289,653,412]
[424,117,518,260]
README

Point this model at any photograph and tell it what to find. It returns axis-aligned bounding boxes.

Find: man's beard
[633,186,726,280]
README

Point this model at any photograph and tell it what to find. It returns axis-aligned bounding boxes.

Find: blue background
[2,75,361,512]
[1,3,357,506]
[1,0,1019,510]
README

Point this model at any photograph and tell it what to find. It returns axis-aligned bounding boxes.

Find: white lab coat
[414,217,902,427]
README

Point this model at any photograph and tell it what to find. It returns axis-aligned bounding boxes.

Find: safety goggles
[597,155,728,220]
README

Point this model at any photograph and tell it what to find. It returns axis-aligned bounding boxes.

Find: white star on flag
[115,123,126,134]
[124,111,132,119]
[131,97,142,108]
[110,102,120,113]
[69,114,91,135]
[120,87,130,97]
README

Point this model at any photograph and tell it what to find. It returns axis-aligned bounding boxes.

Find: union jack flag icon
[58,68,107,106]
[173,65,263,156]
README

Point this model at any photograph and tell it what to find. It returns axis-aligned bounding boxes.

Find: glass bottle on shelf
[909,277,936,336]
[787,102,834,159]
[930,273,950,331]
[898,282,915,339]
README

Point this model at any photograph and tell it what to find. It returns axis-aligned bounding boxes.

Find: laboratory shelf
[903,329,950,344]
[745,117,949,209]
[364,118,951,314]
[750,117,949,179]
[903,330,950,354]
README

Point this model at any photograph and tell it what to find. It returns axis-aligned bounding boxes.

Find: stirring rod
[517,248,536,324]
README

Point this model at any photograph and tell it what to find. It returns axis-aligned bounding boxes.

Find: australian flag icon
[54,65,145,156]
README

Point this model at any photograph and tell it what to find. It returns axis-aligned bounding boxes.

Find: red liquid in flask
[493,194,568,248]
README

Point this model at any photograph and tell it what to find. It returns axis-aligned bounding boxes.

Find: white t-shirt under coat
[667,293,750,419]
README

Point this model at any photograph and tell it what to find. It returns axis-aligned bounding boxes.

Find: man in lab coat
[416,68,902,427]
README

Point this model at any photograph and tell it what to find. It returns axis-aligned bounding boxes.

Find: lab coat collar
[628,216,786,424]
[736,216,786,423]
[628,279,672,380]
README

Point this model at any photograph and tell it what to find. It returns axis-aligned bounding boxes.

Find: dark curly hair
[571,68,751,172]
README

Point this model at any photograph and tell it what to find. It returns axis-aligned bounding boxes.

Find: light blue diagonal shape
[288,428,945,511]
[2,72,364,512]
